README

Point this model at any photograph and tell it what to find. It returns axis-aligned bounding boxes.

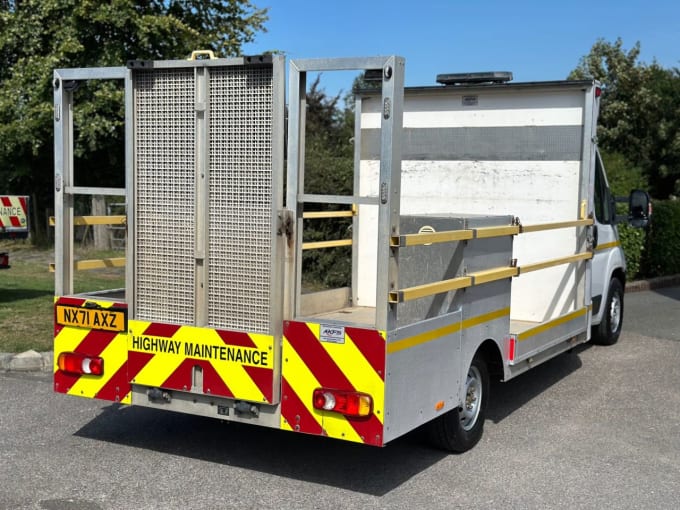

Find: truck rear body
[53,56,611,448]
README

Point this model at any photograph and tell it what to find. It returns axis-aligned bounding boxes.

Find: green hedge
[642,200,680,277]
[618,223,645,279]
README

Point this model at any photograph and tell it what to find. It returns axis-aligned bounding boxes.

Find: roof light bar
[436,71,513,86]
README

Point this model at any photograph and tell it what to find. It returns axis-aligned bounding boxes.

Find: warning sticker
[127,320,276,402]
[130,334,270,367]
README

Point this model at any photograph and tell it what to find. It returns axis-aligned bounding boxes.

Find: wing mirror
[628,189,652,228]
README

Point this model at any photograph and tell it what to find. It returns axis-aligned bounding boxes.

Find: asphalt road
[1,287,679,510]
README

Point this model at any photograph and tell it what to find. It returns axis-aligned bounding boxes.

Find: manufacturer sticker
[319,324,345,344]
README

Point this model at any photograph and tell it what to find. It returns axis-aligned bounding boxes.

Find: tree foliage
[0,0,267,241]
[301,76,355,289]
[569,38,680,198]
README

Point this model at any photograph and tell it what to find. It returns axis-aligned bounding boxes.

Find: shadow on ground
[0,288,53,303]
[74,348,585,496]
[652,286,680,302]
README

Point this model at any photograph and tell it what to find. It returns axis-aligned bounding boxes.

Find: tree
[569,38,680,198]
[301,76,355,289]
[0,0,267,242]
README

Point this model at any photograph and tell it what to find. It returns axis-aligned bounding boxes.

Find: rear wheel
[428,355,489,452]
[592,278,624,345]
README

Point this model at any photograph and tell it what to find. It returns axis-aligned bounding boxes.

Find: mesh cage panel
[208,67,274,333]
[134,69,196,324]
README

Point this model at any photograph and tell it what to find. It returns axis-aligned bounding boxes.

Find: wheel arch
[593,266,627,325]
[475,338,505,383]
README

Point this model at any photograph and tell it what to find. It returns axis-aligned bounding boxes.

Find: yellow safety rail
[520,218,593,233]
[390,218,593,247]
[389,217,594,304]
[301,208,355,250]
[49,215,126,226]
[302,239,353,250]
[49,215,126,271]
[49,257,126,273]
[302,210,354,219]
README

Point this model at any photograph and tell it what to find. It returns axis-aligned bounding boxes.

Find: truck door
[590,151,625,325]
[128,56,286,404]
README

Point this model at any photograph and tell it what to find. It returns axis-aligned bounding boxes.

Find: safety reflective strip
[280,375,323,435]
[280,338,327,436]
[517,307,588,341]
[67,331,127,400]
[387,307,510,355]
[282,321,384,445]
[54,298,131,403]
[128,321,273,403]
[284,323,366,443]
[313,325,385,425]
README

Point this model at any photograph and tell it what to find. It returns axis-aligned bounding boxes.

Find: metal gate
[132,56,284,334]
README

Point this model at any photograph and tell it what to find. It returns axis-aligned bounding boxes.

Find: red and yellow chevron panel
[281,321,386,446]
[54,297,131,403]
[128,321,275,403]
[0,195,28,230]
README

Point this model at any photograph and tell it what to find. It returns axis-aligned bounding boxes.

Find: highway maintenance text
[131,335,270,367]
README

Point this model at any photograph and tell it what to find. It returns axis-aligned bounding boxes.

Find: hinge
[277,210,294,239]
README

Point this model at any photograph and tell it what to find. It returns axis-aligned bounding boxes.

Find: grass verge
[0,241,124,353]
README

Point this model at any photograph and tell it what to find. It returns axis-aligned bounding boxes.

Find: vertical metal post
[53,72,74,297]
[581,83,598,328]
[194,65,210,326]
[269,55,286,332]
[351,95,363,307]
[375,57,405,332]
[285,61,307,320]
[125,68,135,316]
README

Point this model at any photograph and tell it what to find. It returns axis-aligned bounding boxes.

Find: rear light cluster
[57,352,103,376]
[508,336,516,362]
[312,388,373,418]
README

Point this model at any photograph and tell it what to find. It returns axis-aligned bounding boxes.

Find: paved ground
[1,287,679,509]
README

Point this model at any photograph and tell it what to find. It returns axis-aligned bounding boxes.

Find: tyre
[428,355,489,452]
[592,278,624,345]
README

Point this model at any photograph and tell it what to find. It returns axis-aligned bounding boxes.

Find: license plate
[56,305,126,332]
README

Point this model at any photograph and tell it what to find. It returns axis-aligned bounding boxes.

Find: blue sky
[242,0,680,97]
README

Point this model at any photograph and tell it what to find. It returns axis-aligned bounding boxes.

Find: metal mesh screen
[208,67,274,333]
[134,69,196,324]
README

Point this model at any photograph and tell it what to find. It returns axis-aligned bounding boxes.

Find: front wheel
[428,355,489,452]
[592,278,624,345]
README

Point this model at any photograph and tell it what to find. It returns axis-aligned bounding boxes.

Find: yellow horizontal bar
[389,264,519,303]
[474,225,520,238]
[387,307,510,354]
[520,218,593,233]
[595,241,620,252]
[389,276,472,304]
[302,210,354,219]
[518,252,592,275]
[49,215,126,226]
[470,266,518,284]
[391,229,474,247]
[517,307,588,341]
[302,239,352,250]
[49,257,126,272]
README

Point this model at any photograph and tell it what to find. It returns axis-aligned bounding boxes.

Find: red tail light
[57,352,104,376]
[312,388,373,418]
[508,336,516,362]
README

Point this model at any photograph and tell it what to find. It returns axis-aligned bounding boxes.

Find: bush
[617,223,645,279]
[642,200,680,277]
